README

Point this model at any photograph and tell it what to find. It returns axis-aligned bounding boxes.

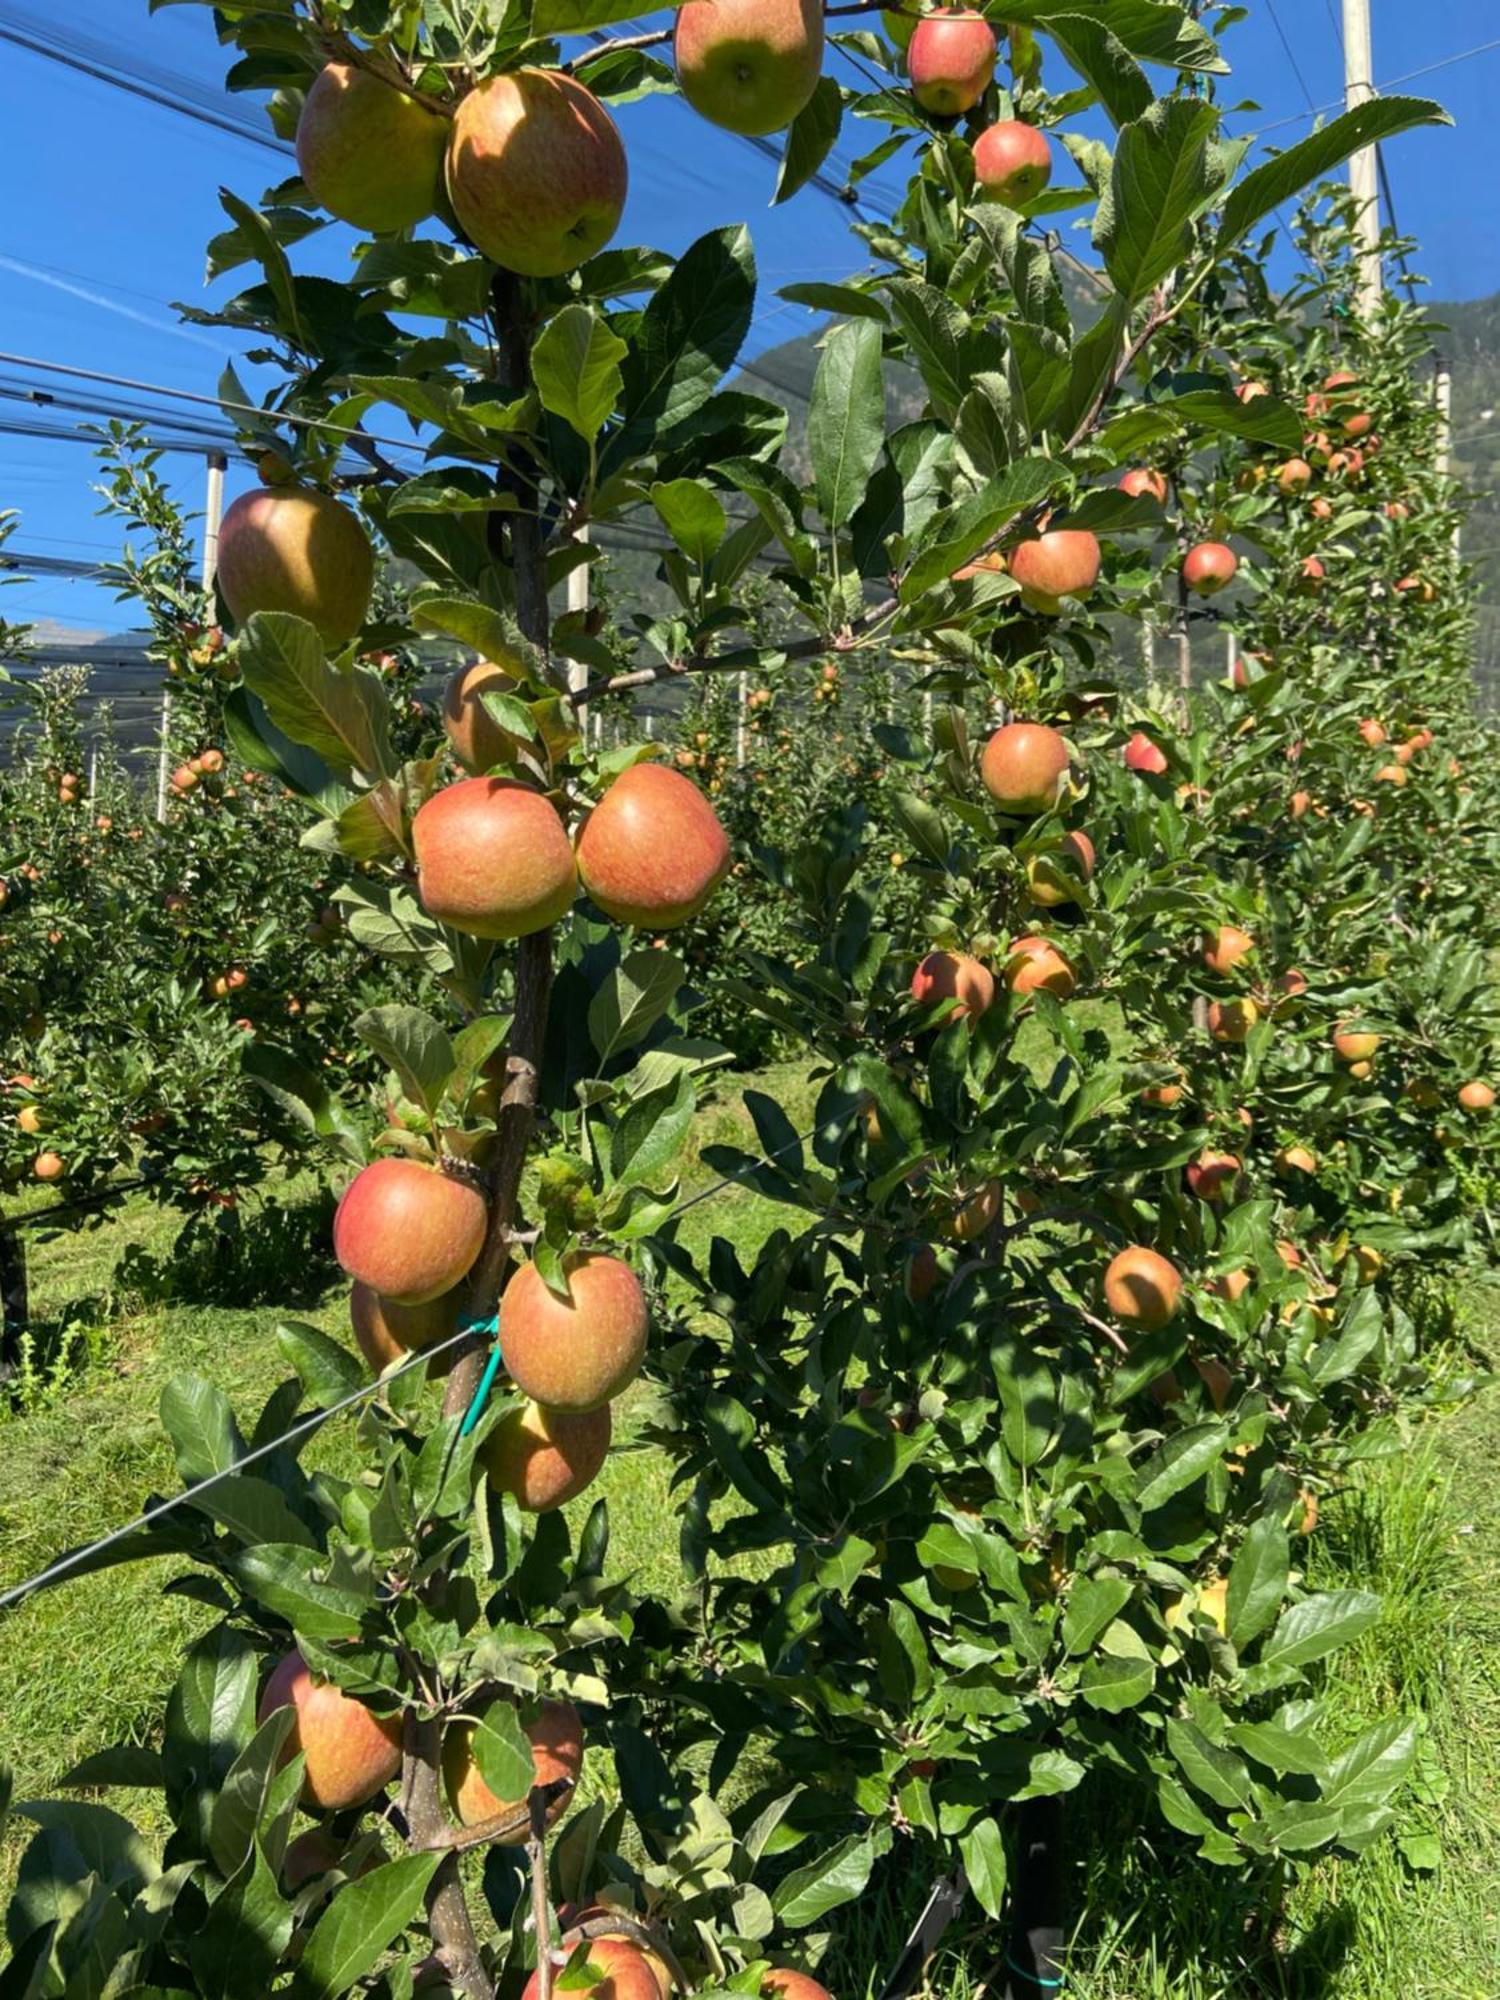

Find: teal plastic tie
[1005,1958,1064,1992]
[457,1314,502,1438]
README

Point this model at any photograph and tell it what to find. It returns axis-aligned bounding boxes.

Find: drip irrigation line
[0,1112,828,1614]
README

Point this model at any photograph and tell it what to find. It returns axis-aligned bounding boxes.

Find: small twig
[529,1792,555,2000]
[564,24,674,67]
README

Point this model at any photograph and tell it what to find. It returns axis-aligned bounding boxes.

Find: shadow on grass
[114,1189,339,1310]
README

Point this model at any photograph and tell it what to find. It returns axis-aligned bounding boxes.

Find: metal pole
[568,525,590,739]
[1342,0,1382,317]
[1435,358,1460,555]
[202,449,227,590]
[735,671,747,768]
[156,688,172,823]
[1226,630,1236,684]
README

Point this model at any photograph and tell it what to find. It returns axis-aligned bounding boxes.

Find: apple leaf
[532,303,628,444]
[236,612,395,780]
[808,317,886,530]
[530,0,641,34]
[651,479,727,563]
[1094,97,1227,303]
[1216,97,1450,258]
[774,76,843,207]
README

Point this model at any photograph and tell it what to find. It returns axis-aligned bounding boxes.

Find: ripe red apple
[1289,790,1313,819]
[1186,1151,1240,1201]
[947,1180,1001,1242]
[1374,764,1408,787]
[575,764,730,929]
[980,721,1071,814]
[484,1399,612,1512]
[334,1157,488,1305]
[1206,1270,1251,1304]
[1276,968,1309,1001]
[1140,1079,1183,1108]
[907,9,996,114]
[349,1281,462,1373]
[258,1650,402,1811]
[216,486,374,647]
[1358,717,1386,747]
[1276,458,1313,494]
[1299,556,1325,591]
[1235,381,1270,403]
[443,656,532,773]
[1026,829,1095,907]
[1004,934,1074,1000]
[33,1151,65,1182]
[674,0,824,136]
[1183,542,1238,596]
[1202,925,1254,977]
[296,63,448,232]
[1119,467,1168,504]
[1396,574,1436,604]
[762,1973,833,2000]
[1006,529,1101,614]
[500,1252,648,1412]
[1332,1025,1380,1063]
[1385,500,1409,521]
[905,1243,940,1304]
[911,949,995,1023]
[1104,1246,1181,1330]
[523,1939,660,2000]
[448,69,627,278]
[1310,496,1333,521]
[445,1698,582,1833]
[1123,732,1168,776]
[414,777,577,938]
[1274,1144,1316,1176]
[1458,1081,1495,1113]
[171,763,199,795]
[972,119,1051,206]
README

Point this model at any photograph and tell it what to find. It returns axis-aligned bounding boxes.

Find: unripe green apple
[216,486,374,647]
[296,63,448,232]
[675,0,825,137]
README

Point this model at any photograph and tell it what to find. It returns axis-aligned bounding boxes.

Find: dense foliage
[1,5,1490,2000]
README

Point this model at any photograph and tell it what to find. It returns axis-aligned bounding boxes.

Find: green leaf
[1227,1718,1331,1781]
[960,1816,1008,1919]
[777,281,889,323]
[160,1374,244,1487]
[1006,0,1225,71]
[1095,98,1223,303]
[774,76,843,206]
[1045,16,1151,125]
[470,1703,537,1810]
[1216,97,1449,257]
[1099,388,1303,454]
[651,479,727,563]
[533,303,628,443]
[188,1473,318,1552]
[613,226,757,457]
[222,686,347,812]
[1320,1717,1418,1816]
[230,1546,374,1640]
[276,1320,366,1404]
[58,1747,165,1790]
[807,317,886,530]
[354,1004,455,1121]
[773,1832,877,1927]
[209,1708,297,1880]
[162,1626,257,1845]
[1062,1575,1133,1655]
[1226,1514,1290,1649]
[900,455,1063,600]
[587,948,685,1058]
[1079,1651,1155,1712]
[1258,1591,1382,1674]
[295,1850,442,1999]
[237,613,394,779]
[1135,1420,1229,1512]
[1165,1718,1254,1811]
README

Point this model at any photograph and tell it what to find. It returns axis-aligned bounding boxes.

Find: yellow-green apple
[1004,934,1075,999]
[980,721,1071,812]
[333,1157,488,1304]
[414,777,577,937]
[575,763,730,928]
[443,656,531,773]
[448,69,627,277]
[907,9,996,113]
[444,1697,582,1833]
[947,1180,1001,1242]
[500,1252,648,1411]
[1006,529,1101,613]
[910,949,995,1022]
[1026,828,1094,907]
[1183,541,1238,595]
[1104,1246,1181,1330]
[972,119,1051,206]
[258,1650,402,1811]
[216,486,374,646]
[483,1399,612,1512]
[674,0,824,136]
[1208,997,1258,1043]
[296,63,448,231]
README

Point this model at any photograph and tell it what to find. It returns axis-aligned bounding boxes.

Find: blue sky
[1,0,1496,637]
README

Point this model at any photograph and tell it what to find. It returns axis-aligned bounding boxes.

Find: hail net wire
[0,1114,832,1614]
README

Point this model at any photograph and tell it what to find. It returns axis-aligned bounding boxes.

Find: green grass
[3,1072,1500,1997]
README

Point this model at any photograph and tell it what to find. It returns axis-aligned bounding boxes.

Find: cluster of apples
[909,719,1087,1042]
[8,1073,64,1184]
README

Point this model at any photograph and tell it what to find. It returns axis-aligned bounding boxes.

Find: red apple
[1123,731,1167,776]
[1007,529,1101,614]
[980,721,1071,813]
[972,119,1052,207]
[1183,542,1238,596]
[907,9,997,115]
